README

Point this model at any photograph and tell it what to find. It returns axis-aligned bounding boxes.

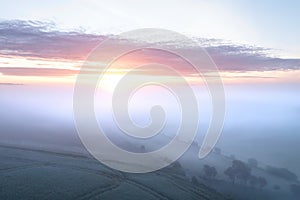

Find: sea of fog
[0,83,299,176]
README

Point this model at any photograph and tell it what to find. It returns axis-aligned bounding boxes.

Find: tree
[248,158,258,168]
[233,160,251,184]
[290,184,300,198]
[224,166,235,184]
[224,160,251,184]
[203,165,218,180]
[257,176,267,188]
[214,147,221,155]
[191,176,200,186]
[265,166,298,181]
[171,161,186,177]
[249,175,258,187]
[273,185,280,190]
[140,145,146,152]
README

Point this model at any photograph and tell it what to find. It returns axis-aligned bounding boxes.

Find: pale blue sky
[0,0,299,58]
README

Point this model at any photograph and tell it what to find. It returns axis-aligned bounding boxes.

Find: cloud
[0,82,24,86]
[0,67,77,77]
[0,20,105,60]
[206,45,300,71]
[0,19,299,73]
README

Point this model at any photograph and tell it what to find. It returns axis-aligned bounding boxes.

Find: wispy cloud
[0,82,24,86]
[0,19,299,75]
[0,67,77,77]
[0,20,104,60]
[206,45,300,71]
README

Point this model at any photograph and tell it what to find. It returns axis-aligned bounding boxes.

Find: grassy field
[0,145,226,200]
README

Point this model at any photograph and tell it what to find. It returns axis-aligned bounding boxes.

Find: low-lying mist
[0,83,299,176]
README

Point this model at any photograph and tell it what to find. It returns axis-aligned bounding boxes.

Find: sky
[1,0,299,58]
[0,0,300,85]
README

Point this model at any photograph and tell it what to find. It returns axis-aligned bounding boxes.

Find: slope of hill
[0,145,226,200]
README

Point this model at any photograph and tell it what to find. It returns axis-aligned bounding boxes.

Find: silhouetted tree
[248,158,258,168]
[140,145,146,152]
[191,176,200,186]
[257,176,267,188]
[290,184,300,198]
[249,175,258,187]
[214,147,221,155]
[224,160,251,184]
[224,167,235,184]
[265,166,298,181]
[171,161,186,177]
[173,161,181,168]
[273,185,280,190]
[192,141,198,147]
[234,160,251,184]
[203,165,217,179]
